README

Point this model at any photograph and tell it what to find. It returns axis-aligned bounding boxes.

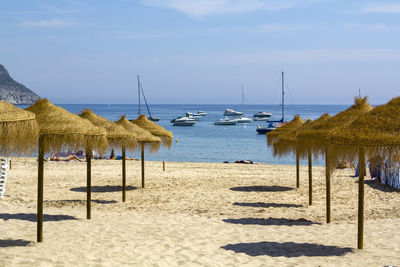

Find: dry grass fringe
[0,119,38,156]
[79,109,137,151]
[26,99,108,153]
[266,115,304,147]
[116,115,161,153]
[132,114,173,148]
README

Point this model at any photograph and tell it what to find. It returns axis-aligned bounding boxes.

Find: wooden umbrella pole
[37,137,44,242]
[141,143,145,188]
[358,147,365,249]
[325,146,331,223]
[296,149,300,188]
[122,145,126,202]
[308,147,312,206]
[86,145,92,219]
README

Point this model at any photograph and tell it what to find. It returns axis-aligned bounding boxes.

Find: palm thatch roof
[266,115,304,147]
[273,113,331,157]
[296,97,372,155]
[0,100,38,155]
[328,96,400,160]
[132,114,173,148]
[79,109,137,150]
[26,99,108,153]
[116,115,161,153]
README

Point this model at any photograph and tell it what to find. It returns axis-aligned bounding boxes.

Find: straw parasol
[131,114,173,188]
[328,96,400,249]
[26,98,108,242]
[267,115,305,188]
[132,114,173,148]
[266,115,304,146]
[296,96,373,224]
[273,114,331,205]
[79,109,137,202]
[0,100,38,155]
[117,115,161,188]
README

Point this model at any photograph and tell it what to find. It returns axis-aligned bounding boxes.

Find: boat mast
[137,75,141,115]
[241,85,244,113]
[140,82,153,118]
[281,71,285,122]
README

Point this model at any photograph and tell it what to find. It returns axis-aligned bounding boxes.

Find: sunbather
[50,153,83,162]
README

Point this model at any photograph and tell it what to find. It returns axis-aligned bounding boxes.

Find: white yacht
[224,108,243,116]
[235,117,253,123]
[196,111,207,116]
[253,111,272,119]
[171,117,196,126]
[215,117,237,125]
[185,112,202,120]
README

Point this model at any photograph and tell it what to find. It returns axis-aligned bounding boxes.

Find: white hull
[215,118,237,125]
[253,117,270,121]
[171,117,196,126]
[224,108,243,116]
[235,117,253,123]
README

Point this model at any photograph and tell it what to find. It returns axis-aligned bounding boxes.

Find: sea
[31,103,348,166]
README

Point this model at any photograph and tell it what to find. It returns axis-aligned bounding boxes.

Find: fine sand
[1,157,400,266]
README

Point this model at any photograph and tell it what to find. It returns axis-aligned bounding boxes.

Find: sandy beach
[1,157,400,266]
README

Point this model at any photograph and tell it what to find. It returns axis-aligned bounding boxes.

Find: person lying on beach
[109,149,138,161]
[50,153,83,162]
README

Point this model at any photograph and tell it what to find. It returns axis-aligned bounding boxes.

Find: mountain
[0,64,40,105]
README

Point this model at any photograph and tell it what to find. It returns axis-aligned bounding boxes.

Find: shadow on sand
[230,186,293,192]
[223,217,321,226]
[0,239,33,247]
[221,241,353,257]
[233,202,303,208]
[360,179,400,193]
[0,213,78,222]
[44,199,117,206]
[70,185,137,193]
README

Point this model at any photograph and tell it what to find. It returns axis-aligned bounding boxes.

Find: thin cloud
[351,2,400,14]
[342,23,400,32]
[141,0,294,16]
[20,19,77,28]
[258,23,316,32]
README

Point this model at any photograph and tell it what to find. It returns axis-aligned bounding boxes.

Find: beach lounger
[0,158,10,199]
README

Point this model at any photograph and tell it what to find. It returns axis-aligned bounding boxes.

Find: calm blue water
[45,104,348,166]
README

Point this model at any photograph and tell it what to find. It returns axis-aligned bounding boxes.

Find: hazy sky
[1,0,399,104]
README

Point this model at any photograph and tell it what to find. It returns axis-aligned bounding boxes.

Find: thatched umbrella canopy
[296,97,373,224]
[116,115,161,153]
[327,96,400,249]
[132,114,173,148]
[0,100,38,155]
[79,109,138,202]
[272,113,331,206]
[267,115,305,188]
[26,98,108,242]
[297,97,373,156]
[79,109,137,150]
[26,99,108,153]
[266,115,304,147]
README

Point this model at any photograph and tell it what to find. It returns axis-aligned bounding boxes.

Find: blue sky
[1,0,399,104]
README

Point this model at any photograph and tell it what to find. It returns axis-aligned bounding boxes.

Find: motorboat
[148,115,160,121]
[253,112,272,119]
[215,117,237,125]
[195,111,207,116]
[171,116,196,126]
[185,112,202,120]
[235,117,253,123]
[253,117,270,121]
[224,108,243,116]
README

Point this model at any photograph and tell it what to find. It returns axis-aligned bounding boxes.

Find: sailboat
[235,86,252,123]
[137,75,160,121]
[256,71,285,134]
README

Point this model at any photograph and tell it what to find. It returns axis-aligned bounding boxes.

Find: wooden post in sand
[325,146,331,223]
[308,147,312,206]
[163,161,165,171]
[37,137,44,242]
[358,147,365,249]
[141,143,145,188]
[122,145,126,202]
[86,145,92,219]
[296,149,300,188]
